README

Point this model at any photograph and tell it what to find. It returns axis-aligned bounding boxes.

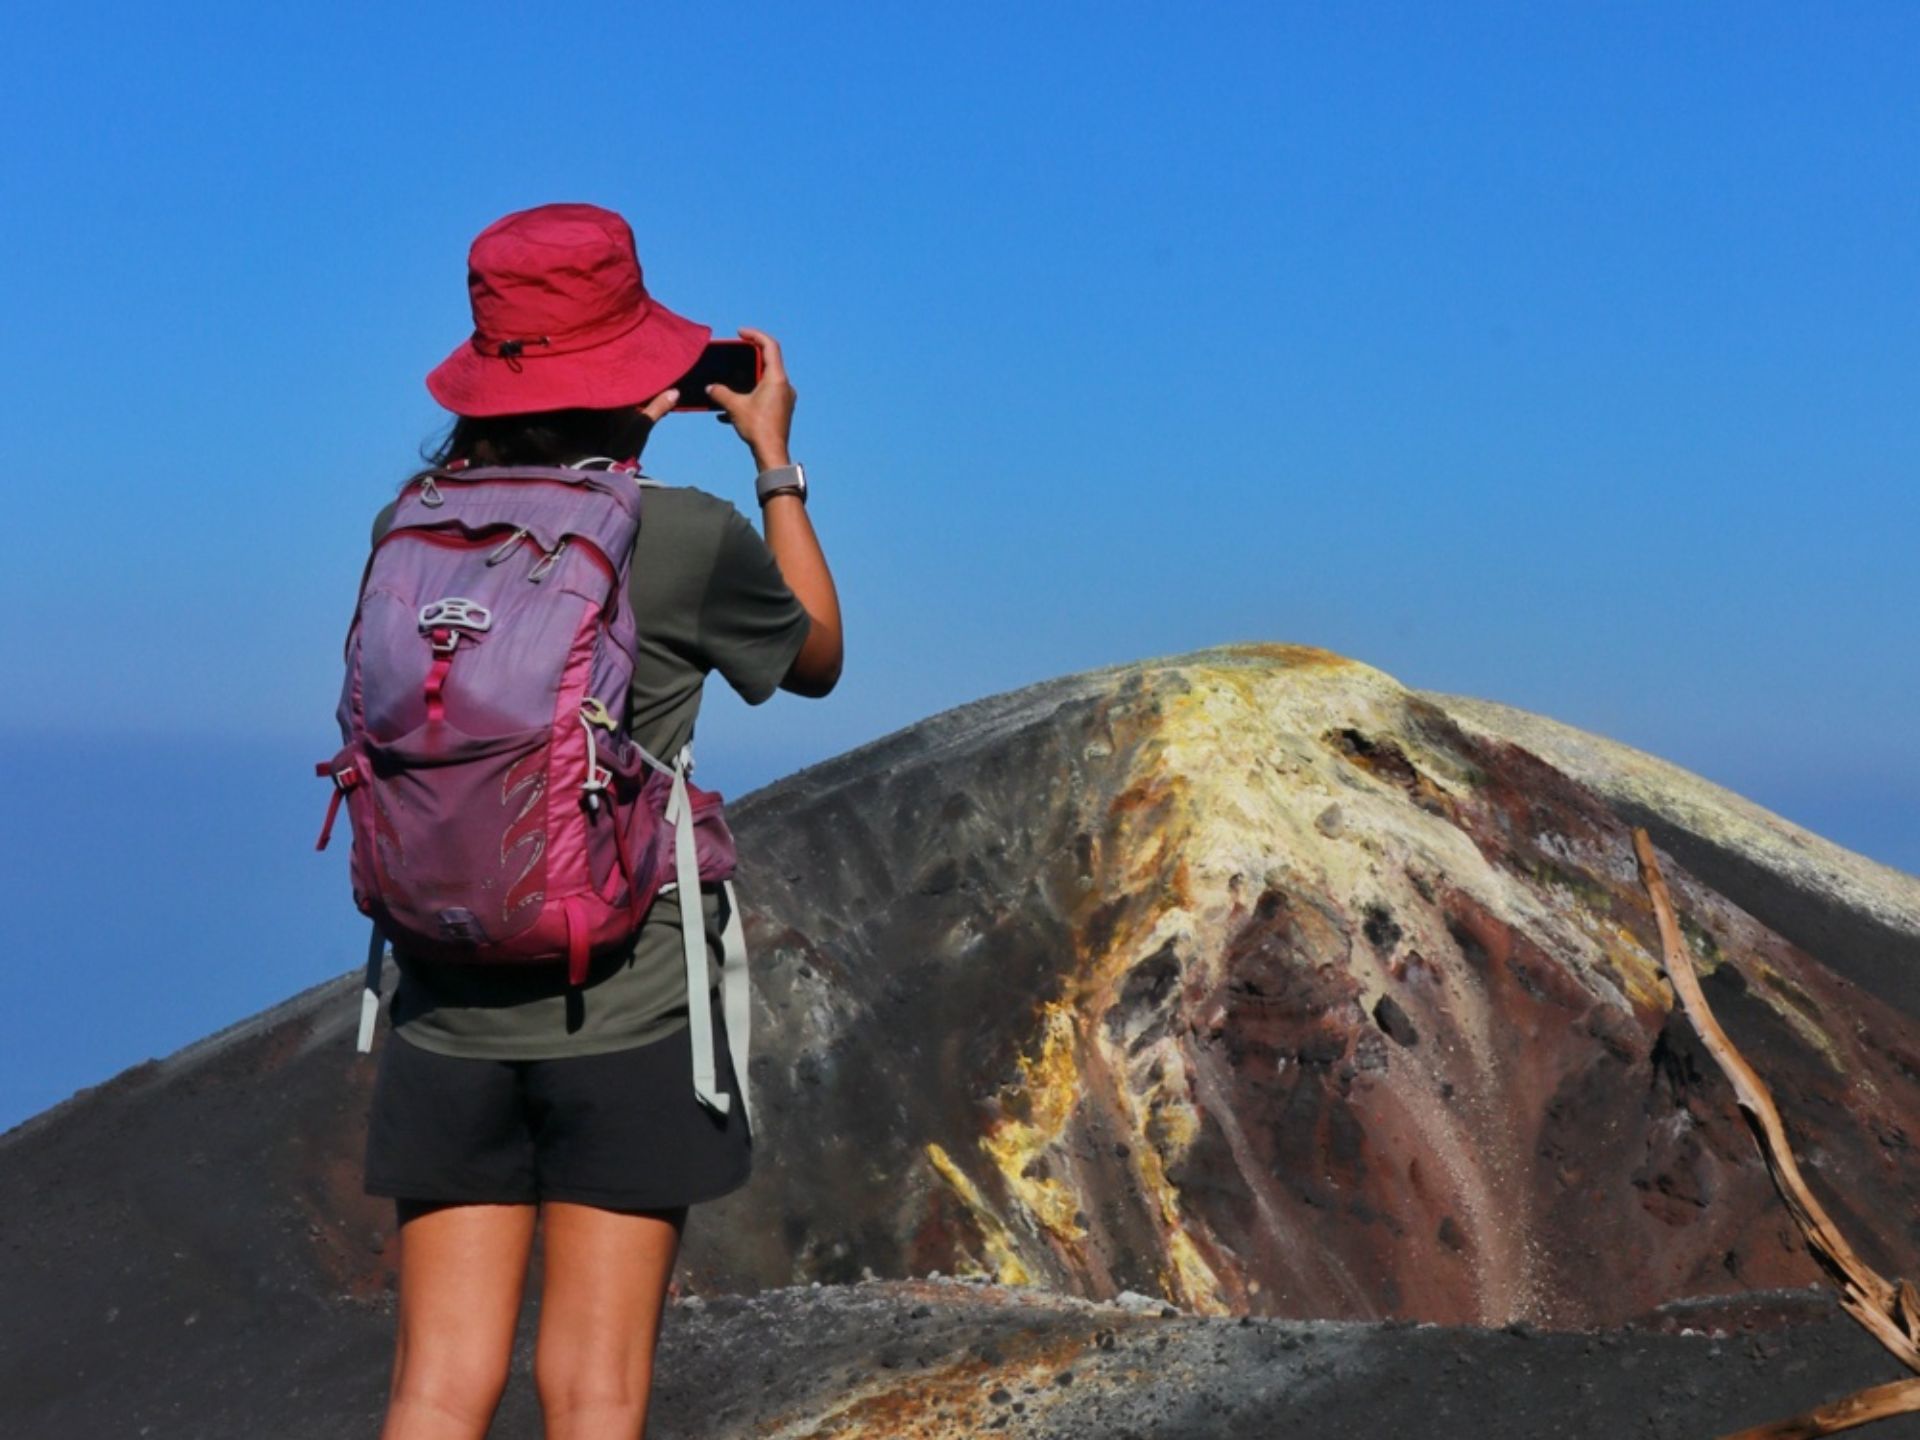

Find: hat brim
[425,299,712,418]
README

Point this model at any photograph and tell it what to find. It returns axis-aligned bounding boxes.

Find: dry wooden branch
[1633,828,1920,1438]
[1722,1377,1920,1440]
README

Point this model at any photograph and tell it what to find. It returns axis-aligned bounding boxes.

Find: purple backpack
[317,460,753,1124]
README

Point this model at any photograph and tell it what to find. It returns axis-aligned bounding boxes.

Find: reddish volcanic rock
[679,644,1920,1327]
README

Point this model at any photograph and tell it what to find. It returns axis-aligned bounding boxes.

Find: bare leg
[380,1199,539,1440]
[534,1201,687,1440]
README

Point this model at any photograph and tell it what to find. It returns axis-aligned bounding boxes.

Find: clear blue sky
[2,2,1915,1129]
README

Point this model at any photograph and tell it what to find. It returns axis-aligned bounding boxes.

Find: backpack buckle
[420,596,493,631]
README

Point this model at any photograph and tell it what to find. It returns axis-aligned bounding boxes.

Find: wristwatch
[755,462,807,506]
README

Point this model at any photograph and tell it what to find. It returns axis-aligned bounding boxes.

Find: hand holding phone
[703,328,796,471]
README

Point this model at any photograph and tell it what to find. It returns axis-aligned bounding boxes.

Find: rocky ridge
[685,643,1920,1329]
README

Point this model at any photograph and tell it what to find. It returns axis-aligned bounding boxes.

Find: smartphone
[669,340,762,411]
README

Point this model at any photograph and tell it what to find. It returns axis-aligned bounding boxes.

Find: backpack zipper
[409,469,620,500]
[527,540,569,583]
[373,525,616,586]
[485,527,531,566]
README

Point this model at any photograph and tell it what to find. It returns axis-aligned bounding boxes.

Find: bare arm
[707,327,844,697]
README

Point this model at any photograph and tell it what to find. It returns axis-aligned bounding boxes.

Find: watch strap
[755,462,806,505]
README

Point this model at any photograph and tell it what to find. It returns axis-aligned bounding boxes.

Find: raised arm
[707,327,844,698]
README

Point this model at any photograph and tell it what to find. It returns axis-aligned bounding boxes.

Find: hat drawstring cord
[497,336,551,373]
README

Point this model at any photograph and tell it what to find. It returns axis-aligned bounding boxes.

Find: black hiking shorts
[362,1014,752,1211]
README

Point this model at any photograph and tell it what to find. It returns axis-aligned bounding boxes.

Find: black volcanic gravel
[636,1280,1920,1440]
[10,1275,1919,1437]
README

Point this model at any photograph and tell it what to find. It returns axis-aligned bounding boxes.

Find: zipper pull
[528,539,568,583]
[486,527,530,566]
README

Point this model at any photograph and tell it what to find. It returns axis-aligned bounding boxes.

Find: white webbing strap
[668,754,731,1117]
[356,920,385,1054]
[719,877,754,1137]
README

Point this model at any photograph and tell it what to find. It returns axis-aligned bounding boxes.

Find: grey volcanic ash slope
[4,642,1920,1438]
[688,642,1920,1325]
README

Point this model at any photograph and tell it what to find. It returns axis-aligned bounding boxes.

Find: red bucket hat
[425,202,711,417]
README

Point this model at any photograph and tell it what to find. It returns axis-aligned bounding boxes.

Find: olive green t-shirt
[365,478,811,1059]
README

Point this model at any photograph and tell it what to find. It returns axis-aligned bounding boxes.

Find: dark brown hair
[422,407,656,470]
